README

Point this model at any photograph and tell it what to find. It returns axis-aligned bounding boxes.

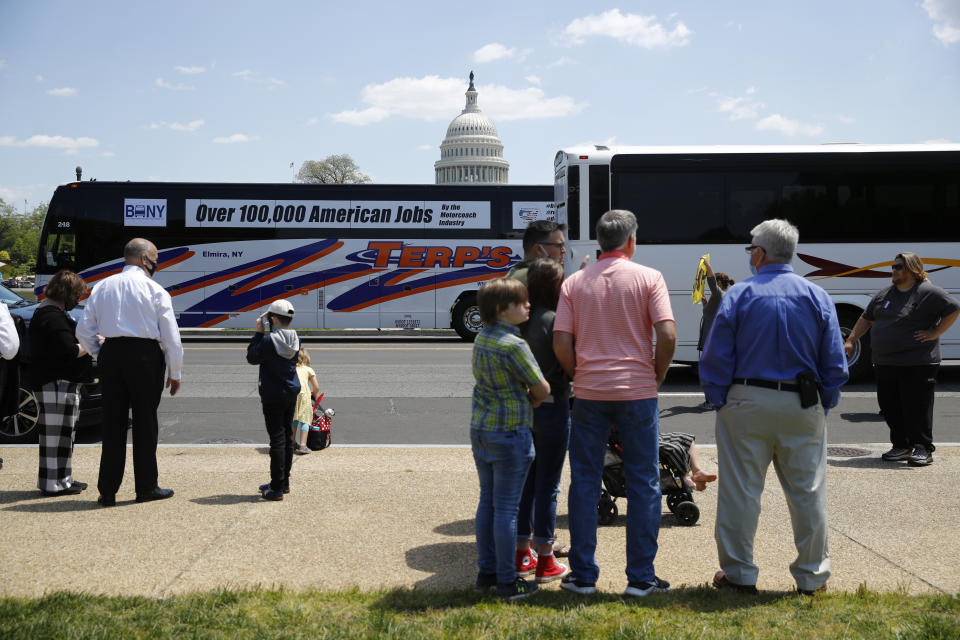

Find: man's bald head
[124,238,157,264]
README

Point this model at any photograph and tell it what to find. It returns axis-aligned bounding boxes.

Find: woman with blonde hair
[31,270,93,496]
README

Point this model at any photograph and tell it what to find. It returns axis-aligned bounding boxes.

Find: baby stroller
[306,392,336,451]
[598,429,700,526]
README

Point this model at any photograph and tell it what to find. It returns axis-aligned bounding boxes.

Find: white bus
[35,181,554,339]
[554,144,960,380]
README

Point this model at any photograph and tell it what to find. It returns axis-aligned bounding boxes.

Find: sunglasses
[744,245,765,253]
[891,264,905,271]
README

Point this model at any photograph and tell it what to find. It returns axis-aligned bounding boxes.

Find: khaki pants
[715,384,829,591]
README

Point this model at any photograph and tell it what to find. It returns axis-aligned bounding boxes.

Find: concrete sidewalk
[1,445,957,598]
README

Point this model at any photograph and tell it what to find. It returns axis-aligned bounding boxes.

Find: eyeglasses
[891,263,905,271]
[744,245,765,253]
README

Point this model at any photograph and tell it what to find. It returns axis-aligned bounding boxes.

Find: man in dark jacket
[247,299,300,500]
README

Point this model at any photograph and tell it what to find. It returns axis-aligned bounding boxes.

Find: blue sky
[1,0,958,212]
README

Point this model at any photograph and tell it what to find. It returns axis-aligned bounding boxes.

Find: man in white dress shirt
[76,238,183,506]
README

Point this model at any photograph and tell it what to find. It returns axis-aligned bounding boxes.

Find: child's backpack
[306,392,335,451]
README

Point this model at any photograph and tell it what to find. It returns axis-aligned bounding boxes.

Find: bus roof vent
[594,145,610,151]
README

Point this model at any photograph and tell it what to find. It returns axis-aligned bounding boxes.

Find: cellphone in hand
[260,312,271,332]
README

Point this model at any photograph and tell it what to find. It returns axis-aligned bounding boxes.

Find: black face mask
[144,257,158,277]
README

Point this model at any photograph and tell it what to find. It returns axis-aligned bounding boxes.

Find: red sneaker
[516,549,537,577]
[535,555,570,583]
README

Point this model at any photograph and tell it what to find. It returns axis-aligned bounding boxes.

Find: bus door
[321,269,382,329]
[376,266,437,331]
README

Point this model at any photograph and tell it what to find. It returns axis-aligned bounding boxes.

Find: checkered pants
[36,380,82,492]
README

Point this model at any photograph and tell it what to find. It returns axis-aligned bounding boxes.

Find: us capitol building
[434,72,509,184]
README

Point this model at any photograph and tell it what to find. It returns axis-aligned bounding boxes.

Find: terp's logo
[124,198,168,227]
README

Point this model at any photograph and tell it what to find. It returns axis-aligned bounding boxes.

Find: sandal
[553,543,571,558]
[712,571,758,595]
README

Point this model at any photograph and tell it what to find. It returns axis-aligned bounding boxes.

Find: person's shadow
[405,541,477,590]
[190,494,261,505]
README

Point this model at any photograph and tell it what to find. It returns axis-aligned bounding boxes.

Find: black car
[0,283,102,444]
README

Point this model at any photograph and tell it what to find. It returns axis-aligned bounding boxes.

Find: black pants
[97,338,166,497]
[262,399,296,491]
[875,363,939,452]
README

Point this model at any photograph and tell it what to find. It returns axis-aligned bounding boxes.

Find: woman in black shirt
[31,270,92,496]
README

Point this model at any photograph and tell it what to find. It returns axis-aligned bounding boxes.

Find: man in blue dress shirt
[699,219,848,596]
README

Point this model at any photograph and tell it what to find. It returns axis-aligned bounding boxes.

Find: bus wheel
[838,309,872,383]
[0,385,41,444]
[452,294,482,342]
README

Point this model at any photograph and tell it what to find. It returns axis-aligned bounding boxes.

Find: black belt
[734,378,798,392]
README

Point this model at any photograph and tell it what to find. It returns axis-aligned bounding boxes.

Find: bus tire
[838,307,872,383]
[451,294,482,342]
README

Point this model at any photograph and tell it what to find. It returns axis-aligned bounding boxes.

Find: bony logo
[124,198,168,227]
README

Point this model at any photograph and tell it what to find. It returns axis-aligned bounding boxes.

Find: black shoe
[135,487,174,503]
[475,572,497,592]
[40,485,83,497]
[259,483,290,494]
[560,573,597,595]
[625,576,670,597]
[881,447,913,461]
[798,583,827,596]
[98,494,116,507]
[497,577,538,601]
[907,445,933,467]
[71,481,88,491]
[261,488,284,501]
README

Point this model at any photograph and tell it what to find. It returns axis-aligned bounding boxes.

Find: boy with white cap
[246,299,301,501]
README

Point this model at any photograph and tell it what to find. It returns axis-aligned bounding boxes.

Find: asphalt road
[72,337,960,447]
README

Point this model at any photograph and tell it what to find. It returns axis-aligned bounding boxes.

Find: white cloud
[212,133,258,144]
[306,117,320,126]
[329,75,585,126]
[155,77,194,91]
[922,0,960,44]
[715,93,765,120]
[232,70,284,89]
[0,134,99,151]
[35,75,44,82]
[150,119,205,132]
[755,114,824,137]
[547,57,574,68]
[47,87,77,97]
[101,151,116,157]
[564,9,692,48]
[416,144,433,151]
[525,75,542,86]
[835,114,856,125]
[473,43,517,63]
[175,65,206,74]
[0,183,52,203]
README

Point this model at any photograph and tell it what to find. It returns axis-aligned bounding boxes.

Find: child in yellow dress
[291,348,320,454]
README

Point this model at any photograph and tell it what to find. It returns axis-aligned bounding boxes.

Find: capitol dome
[435,72,509,184]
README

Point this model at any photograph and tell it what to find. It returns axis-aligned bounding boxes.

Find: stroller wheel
[674,501,700,526]
[666,491,685,514]
[598,499,618,526]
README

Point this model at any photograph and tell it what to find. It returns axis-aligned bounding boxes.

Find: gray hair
[123,238,154,261]
[596,209,638,252]
[750,219,798,263]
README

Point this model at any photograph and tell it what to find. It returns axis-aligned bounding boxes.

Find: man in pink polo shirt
[553,209,676,597]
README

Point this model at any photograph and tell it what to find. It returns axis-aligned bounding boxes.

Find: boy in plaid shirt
[470,278,550,600]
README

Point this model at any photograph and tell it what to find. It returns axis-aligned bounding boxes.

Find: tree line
[0,199,46,275]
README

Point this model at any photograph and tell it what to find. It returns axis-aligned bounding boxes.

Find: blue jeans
[471,428,535,584]
[517,401,571,545]
[568,398,661,584]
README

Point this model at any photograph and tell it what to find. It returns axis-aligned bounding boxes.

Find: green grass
[1,586,958,640]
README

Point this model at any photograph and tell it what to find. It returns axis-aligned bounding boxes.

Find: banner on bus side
[184,199,491,230]
[511,201,557,230]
